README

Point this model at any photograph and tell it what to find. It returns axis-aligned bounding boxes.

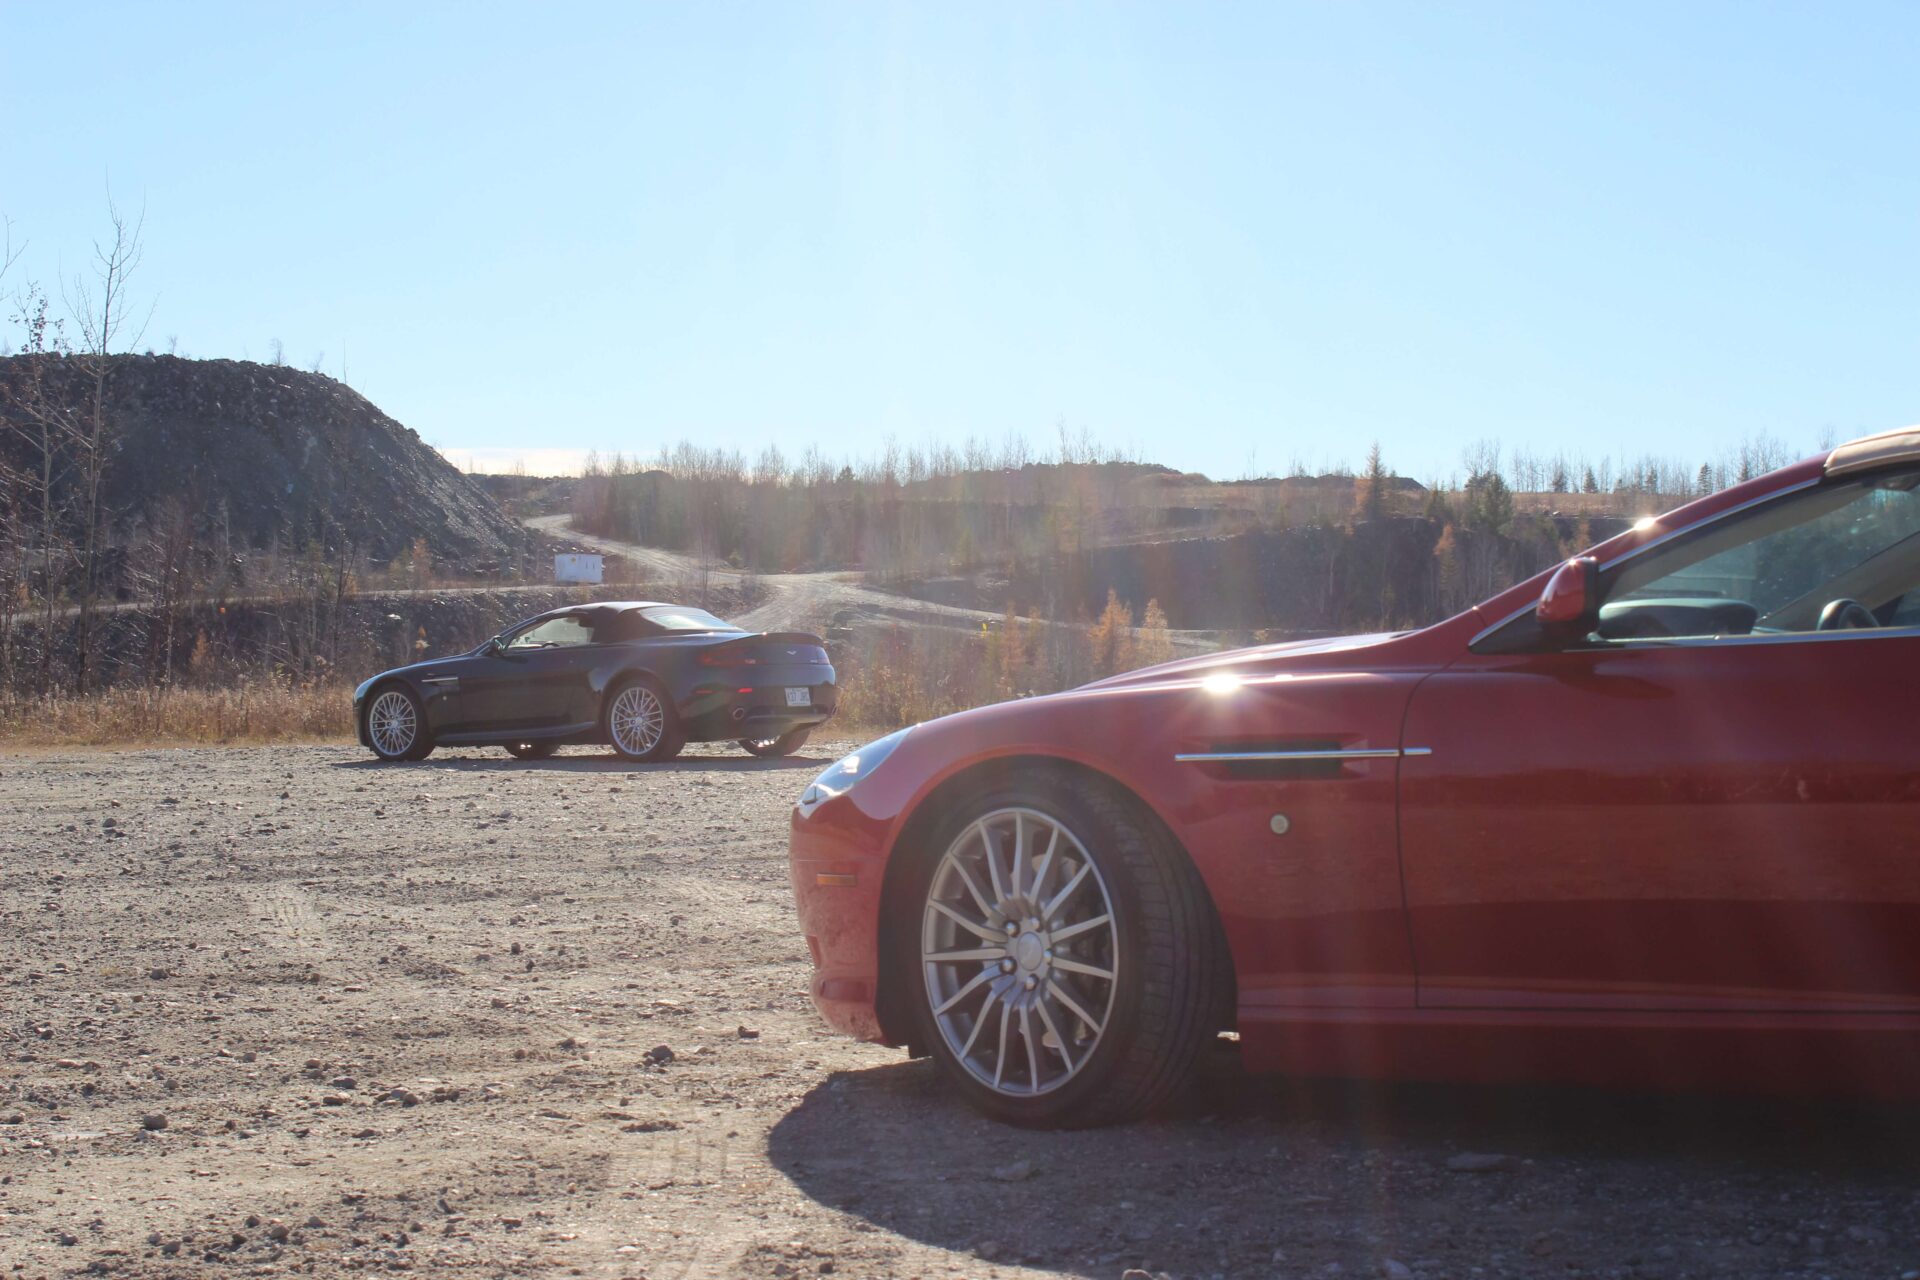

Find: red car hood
[1081,630,1411,691]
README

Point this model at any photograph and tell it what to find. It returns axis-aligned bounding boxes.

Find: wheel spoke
[958,989,998,1059]
[925,946,1008,964]
[991,1001,1012,1089]
[1011,813,1027,898]
[1050,956,1113,982]
[1020,1006,1041,1092]
[1048,912,1110,943]
[1035,995,1074,1070]
[934,967,994,1016]
[931,900,1004,944]
[1046,979,1103,1036]
[980,823,1008,902]
[1030,826,1060,901]
[947,856,995,920]
[1043,861,1093,919]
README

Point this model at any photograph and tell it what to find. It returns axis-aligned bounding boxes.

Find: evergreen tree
[1355,441,1389,523]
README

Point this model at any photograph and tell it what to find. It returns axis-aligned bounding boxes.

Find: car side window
[506,615,597,649]
[1599,468,1920,641]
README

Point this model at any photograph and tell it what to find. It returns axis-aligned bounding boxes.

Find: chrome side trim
[1467,475,1825,651]
[1611,625,1920,651]
[420,676,459,686]
[1174,747,1428,764]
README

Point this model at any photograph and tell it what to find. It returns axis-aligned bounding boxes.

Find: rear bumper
[789,794,893,1043]
[352,691,372,748]
[682,674,837,742]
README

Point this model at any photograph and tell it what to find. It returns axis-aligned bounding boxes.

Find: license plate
[785,687,811,707]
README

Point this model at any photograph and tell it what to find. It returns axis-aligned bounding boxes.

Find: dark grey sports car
[352,602,837,763]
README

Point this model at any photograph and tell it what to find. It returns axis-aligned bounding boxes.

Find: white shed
[553,553,604,584]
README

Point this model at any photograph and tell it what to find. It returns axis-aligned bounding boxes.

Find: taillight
[698,650,756,666]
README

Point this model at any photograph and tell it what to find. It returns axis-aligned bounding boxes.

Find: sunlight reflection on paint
[1200,672,1242,695]
[1633,516,1659,531]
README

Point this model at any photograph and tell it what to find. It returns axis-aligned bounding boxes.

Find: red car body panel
[789,454,1920,1097]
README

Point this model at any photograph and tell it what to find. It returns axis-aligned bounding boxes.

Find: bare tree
[1,279,74,694]
[63,196,150,692]
[136,494,199,685]
[0,222,24,687]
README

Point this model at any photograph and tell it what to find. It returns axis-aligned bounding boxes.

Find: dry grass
[0,616,1149,748]
[0,683,353,747]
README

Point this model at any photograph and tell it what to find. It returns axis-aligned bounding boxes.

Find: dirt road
[4,745,1918,1279]
[526,515,1224,652]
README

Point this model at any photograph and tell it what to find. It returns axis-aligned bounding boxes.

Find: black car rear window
[636,606,742,634]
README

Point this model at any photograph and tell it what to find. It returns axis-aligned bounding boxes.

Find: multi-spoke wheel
[905,776,1225,1128]
[365,686,433,761]
[604,679,683,762]
[738,729,812,758]
[922,808,1117,1098]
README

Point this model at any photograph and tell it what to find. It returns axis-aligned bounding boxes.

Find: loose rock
[1446,1152,1513,1172]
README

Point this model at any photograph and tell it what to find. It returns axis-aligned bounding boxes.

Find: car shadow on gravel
[767,1049,1920,1277]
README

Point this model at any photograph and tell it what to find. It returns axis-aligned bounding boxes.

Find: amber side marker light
[815,873,858,888]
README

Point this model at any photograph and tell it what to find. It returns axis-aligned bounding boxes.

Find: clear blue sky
[4,2,1916,480]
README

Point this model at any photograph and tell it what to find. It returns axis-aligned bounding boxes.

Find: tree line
[571,429,1826,589]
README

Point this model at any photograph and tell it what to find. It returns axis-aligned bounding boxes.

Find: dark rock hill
[0,354,530,571]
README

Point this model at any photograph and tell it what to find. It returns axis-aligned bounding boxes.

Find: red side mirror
[1537,556,1600,630]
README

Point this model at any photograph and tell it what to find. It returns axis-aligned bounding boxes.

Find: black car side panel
[358,612,837,751]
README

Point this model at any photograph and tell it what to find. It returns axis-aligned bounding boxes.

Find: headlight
[798,726,912,812]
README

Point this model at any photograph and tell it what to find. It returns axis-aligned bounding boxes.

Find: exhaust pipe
[731,707,747,721]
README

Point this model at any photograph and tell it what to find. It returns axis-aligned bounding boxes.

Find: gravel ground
[2,743,1918,1280]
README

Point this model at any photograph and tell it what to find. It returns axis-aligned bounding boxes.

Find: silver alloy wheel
[368,690,417,757]
[921,807,1119,1097]
[609,684,666,756]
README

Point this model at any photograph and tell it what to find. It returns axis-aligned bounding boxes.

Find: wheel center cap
[1013,931,1046,972]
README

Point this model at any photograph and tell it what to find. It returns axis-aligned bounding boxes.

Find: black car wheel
[604,678,684,762]
[738,729,812,757]
[901,772,1224,1128]
[364,686,435,762]
[504,741,558,761]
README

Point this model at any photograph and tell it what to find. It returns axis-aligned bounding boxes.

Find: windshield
[639,606,741,633]
[1611,472,1920,631]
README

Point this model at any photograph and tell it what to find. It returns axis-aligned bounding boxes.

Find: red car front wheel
[905,774,1224,1127]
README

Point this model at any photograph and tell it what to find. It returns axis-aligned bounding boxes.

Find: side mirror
[1536,556,1600,639]
[484,635,506,655]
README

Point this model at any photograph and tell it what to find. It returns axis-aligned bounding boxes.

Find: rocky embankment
[0,354,531,573]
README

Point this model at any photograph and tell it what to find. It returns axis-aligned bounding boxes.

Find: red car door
[1400,634,1920,1012]
[1400,467,1920,1013]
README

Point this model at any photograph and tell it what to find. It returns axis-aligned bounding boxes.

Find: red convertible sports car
[790,429,1920,1127]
